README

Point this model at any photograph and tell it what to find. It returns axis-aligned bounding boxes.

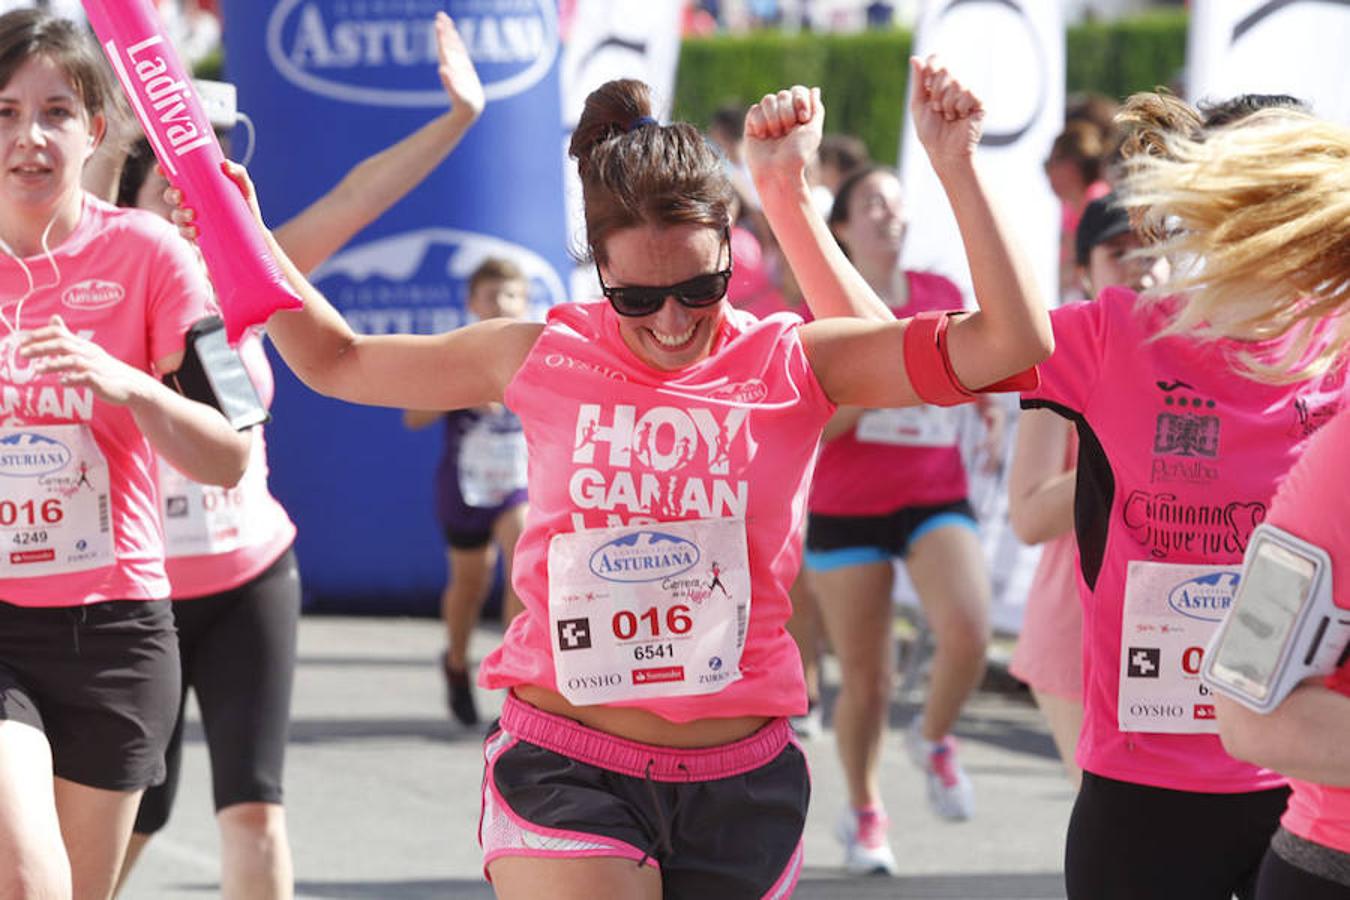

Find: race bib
[0,425,115,577]
[1118,560,1241,734]
[855,406,959,447]
[160,437,273,557]
[548,518,751,706]
[458,416,527,508]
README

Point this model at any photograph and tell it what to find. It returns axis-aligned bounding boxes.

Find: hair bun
[569,79,653,177]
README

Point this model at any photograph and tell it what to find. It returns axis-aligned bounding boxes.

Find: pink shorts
[480,692,808,899]
[1010,532,1084,700]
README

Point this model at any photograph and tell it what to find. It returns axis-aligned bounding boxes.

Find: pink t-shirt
[480,300,835,722]
[1022,286,1345,792]
[1009,428,1083,701]
[0,195,215,606]
[161,334,295,599]
[809,271,968,515]
[1266,405,1350,853]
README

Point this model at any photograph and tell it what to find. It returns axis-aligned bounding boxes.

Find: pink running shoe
[834,806,898,876]
[905,723,975,821]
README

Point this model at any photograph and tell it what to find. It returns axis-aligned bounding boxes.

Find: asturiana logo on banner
[267,0,559,107]
[309,227,566,336]
[588,531,701,584]
[1166,571,1240,622]
[0,433,72,478]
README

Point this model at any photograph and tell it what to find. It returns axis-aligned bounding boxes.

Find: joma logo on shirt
[61,280,124,311]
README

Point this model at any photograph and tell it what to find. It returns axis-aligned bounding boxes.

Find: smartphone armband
[1202,523,1350,714]
[164,316,269,431]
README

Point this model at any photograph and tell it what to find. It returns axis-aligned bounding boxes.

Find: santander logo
[61,280,125,312]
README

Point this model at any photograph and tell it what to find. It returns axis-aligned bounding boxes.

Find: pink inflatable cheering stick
[83,0,302,343]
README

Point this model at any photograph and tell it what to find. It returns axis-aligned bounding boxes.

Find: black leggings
[134,548,301,834]
[1256,833,1350,899]
[1066,771,1289,900]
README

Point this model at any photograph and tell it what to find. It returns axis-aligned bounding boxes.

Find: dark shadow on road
[182,718,487,746]
[295,880,494,898]
[795,869,1066,898]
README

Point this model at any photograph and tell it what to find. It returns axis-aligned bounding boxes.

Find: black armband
[163,316,269,430]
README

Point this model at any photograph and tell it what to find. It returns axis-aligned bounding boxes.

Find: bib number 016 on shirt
[547,517,751,706]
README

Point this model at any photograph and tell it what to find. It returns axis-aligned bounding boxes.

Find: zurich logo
[708,656,723,671]
[588,531,701,584]
[268,0,559,107]
[1167,571,1240,622]
[311,228,567,335]
[0,432,73,478]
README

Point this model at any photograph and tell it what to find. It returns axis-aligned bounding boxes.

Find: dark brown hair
[818,133,870,176]
[568,79,733,264]
[0,10,112,120]
[1047,120,1107,184]
[468,257,525,295]
[827,164,897,259]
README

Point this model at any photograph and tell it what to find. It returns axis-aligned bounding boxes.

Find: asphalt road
[119,615,1074,900]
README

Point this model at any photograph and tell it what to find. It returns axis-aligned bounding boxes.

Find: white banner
[1189,0,1350,126]
[559,0,685,299]
[895,0,1064,635]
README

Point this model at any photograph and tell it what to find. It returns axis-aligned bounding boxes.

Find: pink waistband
[500,692,792,782]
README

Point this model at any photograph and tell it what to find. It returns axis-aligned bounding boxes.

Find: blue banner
[223,0,569,609]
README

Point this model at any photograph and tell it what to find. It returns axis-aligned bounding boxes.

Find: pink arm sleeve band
[902,311,1040,407]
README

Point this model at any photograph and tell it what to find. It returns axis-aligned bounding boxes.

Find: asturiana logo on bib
[268,0,558,107]
[1167,571,1240,622]
[62,280,125,311]
[0,432,72,478]
[588,531,700,584]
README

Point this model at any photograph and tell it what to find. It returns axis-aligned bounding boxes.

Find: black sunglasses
[595,228,733,317]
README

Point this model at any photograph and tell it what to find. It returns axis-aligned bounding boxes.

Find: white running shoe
[905,723,976,821]
[789,703,823,740]
[835,806,898,876]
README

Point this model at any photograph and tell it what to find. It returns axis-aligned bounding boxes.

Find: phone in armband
[1201,523,1350,714]
[164,316,269,431]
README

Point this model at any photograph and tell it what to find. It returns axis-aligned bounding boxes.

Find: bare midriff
[513,684,772,749]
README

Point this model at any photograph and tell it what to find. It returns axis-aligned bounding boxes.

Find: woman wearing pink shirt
[176,59,1050,898]
[803,163,1002,873]
[1025,98,1347,900]
[0,11,250,899]
[1120,114,1350,899]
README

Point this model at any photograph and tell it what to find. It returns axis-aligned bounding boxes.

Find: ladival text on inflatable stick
[82,0,303,343]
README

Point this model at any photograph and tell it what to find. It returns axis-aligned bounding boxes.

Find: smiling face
[833,169,906,263]
[599,223,728,371]
[0,54,100,223]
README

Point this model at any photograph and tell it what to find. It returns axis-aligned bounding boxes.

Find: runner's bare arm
[1008,409,1076,544]
[273,13,485,275]
[1215,687,1350,786]
[19,319,251,486]
[171,168,541,412]
[745,86,892,322]
[907,55,1051,390]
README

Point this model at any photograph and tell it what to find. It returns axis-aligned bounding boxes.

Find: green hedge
[675,10,1187,164]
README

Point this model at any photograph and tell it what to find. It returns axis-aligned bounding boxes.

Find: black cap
[1075,193,1131,267]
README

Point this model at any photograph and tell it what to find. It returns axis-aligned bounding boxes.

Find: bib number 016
[0,499,64,526]
[612,605,693,641]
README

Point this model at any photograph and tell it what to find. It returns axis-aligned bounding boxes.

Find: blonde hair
[1119,110,1350,382]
